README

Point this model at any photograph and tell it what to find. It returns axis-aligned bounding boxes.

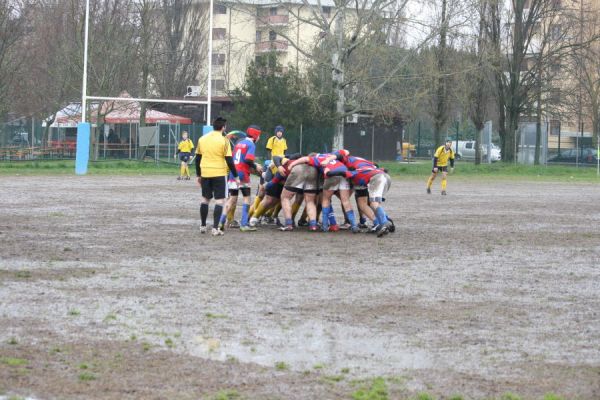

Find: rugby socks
[427,175,434,189]
[309,220,317,228]
[250,196,262,216]
[360,216,367,225]
[373,216,380,225]
[214,204,224,228]
[272,203,282,218]
[441,177,447,191]
[185,164,190,177]
[219,213,227,226]
[200,203,209,226]
[253,203,267,219]
[328,205,337,226]
[345,210,357,228]
[375,207,388,224]
[241,204,250,226]
[285,218,293,227]
[180,164,185,177]
[291,202,301,218]
[321,206,331,231]
[227,206,235,222]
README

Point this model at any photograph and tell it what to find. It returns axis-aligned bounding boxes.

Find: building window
[212,28,226,40]
[269,7,277,16]
[212,79,225,92]
[213,4,227,14]
[550,119,561,135]
[212,53,225,65]
[269,30,276,41]
[256,30,262,42]
[551,25,561,40]
[322,6,331,17]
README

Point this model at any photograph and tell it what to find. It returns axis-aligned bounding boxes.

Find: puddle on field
[189,320,433,374]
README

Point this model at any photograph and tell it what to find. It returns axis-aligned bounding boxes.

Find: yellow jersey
[266,136,287,158]
[196,131,232,178]
[434,145,455,167]
[177,139,194,153]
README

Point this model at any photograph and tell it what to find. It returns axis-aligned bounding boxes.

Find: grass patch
[381,160,600,182]
[78,372,96,381]
[313,363,325,370]
[14,271,32,279]
[103,313,117,322]
[7,337,18,345]
[351,377,388,400]
[341,367,350,374]
[322,374,345,383]
[67,309,80,316]
[141,342,151,352]
[0,357,28,366]
[205,312,227,319]
[208,389,240,400]
[501,394,522,400]
[274,361,289,371]
[0,160,178,176]
[164,338,174,348]
[415,393,436,400]
[543,394,564,400]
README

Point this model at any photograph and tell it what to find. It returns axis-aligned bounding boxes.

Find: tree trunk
[475,122,483,164]
[434,0,448,148]
[332,7,345,150]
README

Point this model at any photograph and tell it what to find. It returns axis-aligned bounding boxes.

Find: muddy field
[1,175,599,400]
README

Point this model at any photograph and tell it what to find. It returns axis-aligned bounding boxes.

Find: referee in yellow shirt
[195,117,240,236]
[265,125,288,160]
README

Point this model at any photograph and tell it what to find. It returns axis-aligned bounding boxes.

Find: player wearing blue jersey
[219,126,263,231]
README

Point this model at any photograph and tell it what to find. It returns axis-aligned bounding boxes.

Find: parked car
[454,140,501,162]
[547,148,599,164]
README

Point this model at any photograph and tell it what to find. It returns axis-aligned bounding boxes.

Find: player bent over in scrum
[278,163,319,231]
[290,154,359,233]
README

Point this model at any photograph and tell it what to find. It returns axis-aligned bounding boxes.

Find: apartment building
[524,0,600,149]
[210,0,335,95]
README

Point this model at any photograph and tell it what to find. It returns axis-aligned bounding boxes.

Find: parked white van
[454,140,501,162]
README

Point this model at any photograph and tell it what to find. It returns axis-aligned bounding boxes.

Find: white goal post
[76,0,216,175]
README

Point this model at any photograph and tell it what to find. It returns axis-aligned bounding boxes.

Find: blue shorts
[179,152,192,162]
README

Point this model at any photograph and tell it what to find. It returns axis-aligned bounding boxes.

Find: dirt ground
[1,175,599,400]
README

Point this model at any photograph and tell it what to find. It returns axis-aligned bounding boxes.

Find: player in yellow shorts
[427,139,455,195]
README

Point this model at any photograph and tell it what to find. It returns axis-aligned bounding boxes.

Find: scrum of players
[218,125,395,238]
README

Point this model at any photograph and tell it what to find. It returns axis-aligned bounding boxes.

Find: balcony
[256,40,288,53]
[257,14,289,26]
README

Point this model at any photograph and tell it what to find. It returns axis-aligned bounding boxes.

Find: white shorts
[368,173,391,202]
[322,176,351,191]
[228,181,250,190]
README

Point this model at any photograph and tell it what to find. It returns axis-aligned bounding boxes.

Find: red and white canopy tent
[46,93,192,127]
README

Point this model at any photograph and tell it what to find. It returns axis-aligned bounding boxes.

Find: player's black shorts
[201,176,227,200]
[266,182,284,199]
[432,165,448,173]
[354,188,369,198]
[179,152,191,162]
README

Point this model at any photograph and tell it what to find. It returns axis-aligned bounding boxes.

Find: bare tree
[153,0,209,99]
[485,0,587,162]
[0,0,29,127]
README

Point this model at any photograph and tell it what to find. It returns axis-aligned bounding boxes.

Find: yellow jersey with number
[178,139,194,153]
[434,145,455,167]
[196,131,232,177]
[266,136,287,158]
